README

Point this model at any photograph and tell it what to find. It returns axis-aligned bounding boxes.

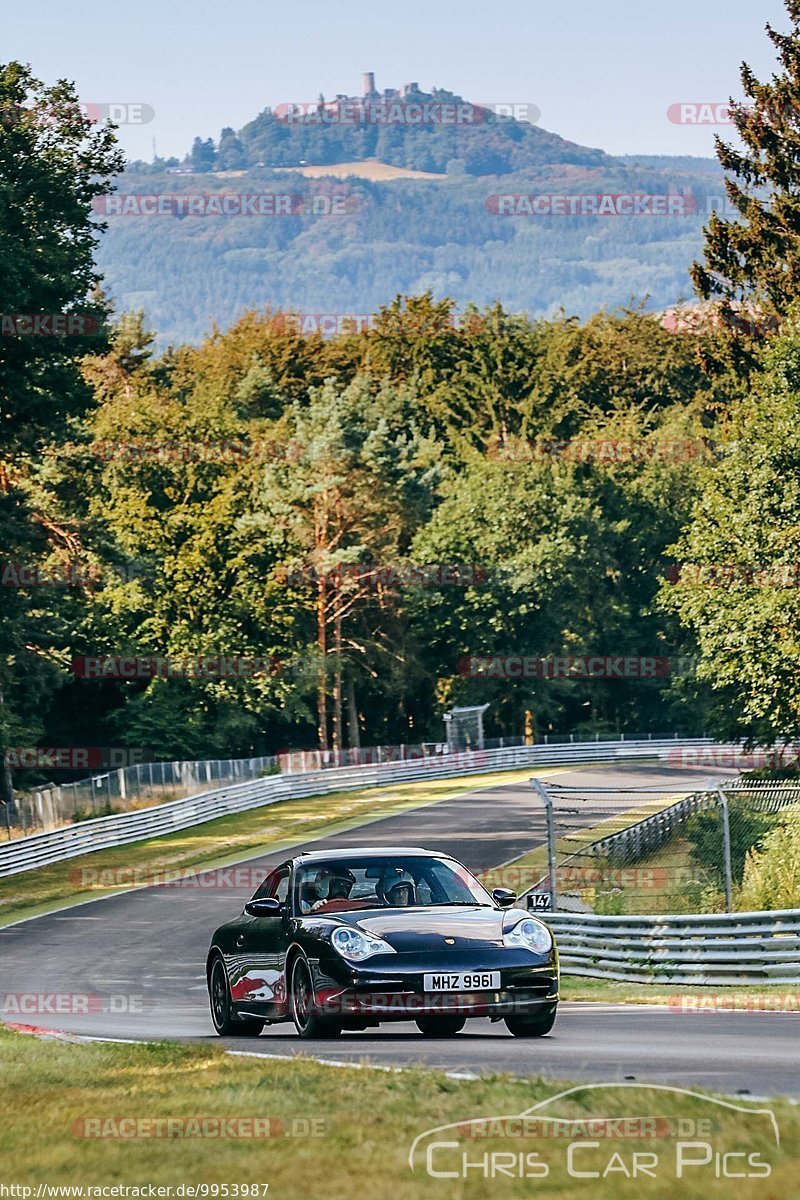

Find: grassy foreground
[0,1027,796,1200]
[559,975,800,1007]
[0,765,565,927]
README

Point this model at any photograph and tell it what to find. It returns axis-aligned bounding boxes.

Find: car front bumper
[311,949,558,1020]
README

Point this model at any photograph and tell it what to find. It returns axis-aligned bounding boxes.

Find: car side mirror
[492,887,517,908]
[245,897,284,918]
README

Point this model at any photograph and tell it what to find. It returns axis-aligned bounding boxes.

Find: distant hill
[156,80,612,178]
[238,98,609,177]
[107,78,724,346]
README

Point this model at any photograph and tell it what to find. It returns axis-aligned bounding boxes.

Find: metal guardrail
[546,909,800,985]
[588,790,714,860]
[516,781,726,910]
[12,754,279,835]
[0,737,713,878]
[726,780,800,812]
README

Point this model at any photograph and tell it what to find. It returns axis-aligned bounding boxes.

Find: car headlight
[331,926,396,962]
[503,917,553,954]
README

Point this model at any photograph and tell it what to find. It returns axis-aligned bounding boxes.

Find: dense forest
[97,158,726,348]
[5,0,800,798]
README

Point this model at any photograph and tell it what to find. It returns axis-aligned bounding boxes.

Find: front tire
[505,1005,557,1038]
[290,957,341,1039]
[209,958,265,1038]
[416,1015,466,1037]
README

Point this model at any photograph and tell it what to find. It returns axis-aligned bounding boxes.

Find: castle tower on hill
[357,74,421,103]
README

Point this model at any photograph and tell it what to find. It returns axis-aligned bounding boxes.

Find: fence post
[531,778,557,912]
[716,786,733,913]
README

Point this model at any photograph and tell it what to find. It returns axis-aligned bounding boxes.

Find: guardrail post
[716,786,733,913]
[531,778,557,912]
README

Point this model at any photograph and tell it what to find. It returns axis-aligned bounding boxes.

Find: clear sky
[6,0,788,161]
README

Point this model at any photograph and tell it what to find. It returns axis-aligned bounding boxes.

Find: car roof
[292,846,449,863]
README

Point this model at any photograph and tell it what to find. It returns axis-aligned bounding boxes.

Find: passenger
[377,870,417,907]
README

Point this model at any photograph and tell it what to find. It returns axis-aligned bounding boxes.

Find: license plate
[423,971,501,992]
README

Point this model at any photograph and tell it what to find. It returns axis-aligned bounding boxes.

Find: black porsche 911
[206,846,558,1039]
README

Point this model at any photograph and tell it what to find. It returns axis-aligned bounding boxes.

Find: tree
[691,1,800,356]
[216,127,247,171]
[189,136,216,172]
[0,62,122,806]
[660,314,800,745]
[686,800,776,889]
[249,377,438,750]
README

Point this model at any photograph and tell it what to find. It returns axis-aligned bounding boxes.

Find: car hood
[331,905,524,951]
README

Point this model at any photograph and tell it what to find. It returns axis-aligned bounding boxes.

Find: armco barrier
[0,738,714,878]
[546,909,800,985]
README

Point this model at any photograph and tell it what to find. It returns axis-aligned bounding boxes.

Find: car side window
[253,867,289,902]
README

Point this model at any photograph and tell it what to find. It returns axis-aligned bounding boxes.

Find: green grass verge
[0,765,574,928]
[0,1027,795,1199]
[560,976,800,1006]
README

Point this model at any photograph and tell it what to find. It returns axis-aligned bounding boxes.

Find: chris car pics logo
[408,1083,779,1181]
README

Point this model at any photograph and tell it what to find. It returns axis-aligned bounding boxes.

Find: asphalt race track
[3,761,797,1098]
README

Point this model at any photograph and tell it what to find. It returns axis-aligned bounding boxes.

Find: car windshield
[294,855,492,915]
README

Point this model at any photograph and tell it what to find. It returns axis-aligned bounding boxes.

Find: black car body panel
[206,847,559,1032]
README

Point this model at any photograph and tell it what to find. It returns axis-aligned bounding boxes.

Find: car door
[229,866,290,1018]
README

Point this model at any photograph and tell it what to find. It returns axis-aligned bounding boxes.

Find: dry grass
[0,1027,796,1199]
[270,157,447,180]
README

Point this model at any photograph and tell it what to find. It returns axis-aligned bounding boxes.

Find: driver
[310,867,357,913]
[377,869,417,907]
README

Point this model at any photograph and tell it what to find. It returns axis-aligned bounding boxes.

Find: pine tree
[692,0,800,337]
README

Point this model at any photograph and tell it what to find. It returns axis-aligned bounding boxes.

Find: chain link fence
[4,729,698,839]
[277,731,693,772]
[518,779,800,915]
[3,755,278,838]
